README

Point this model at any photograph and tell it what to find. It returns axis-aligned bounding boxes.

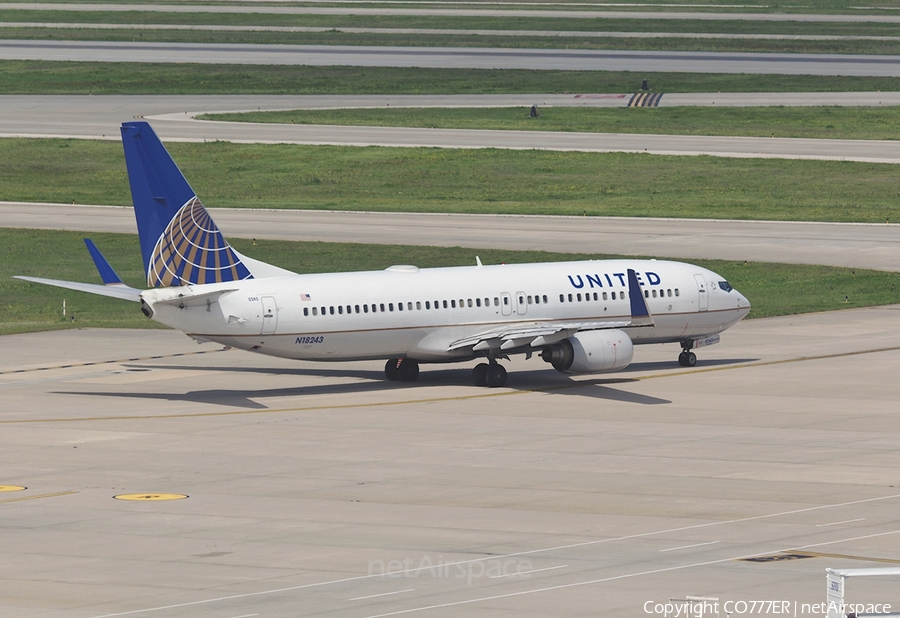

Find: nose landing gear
[678,350,697,367]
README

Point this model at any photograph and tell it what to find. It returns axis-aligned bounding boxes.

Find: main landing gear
[472,361,507,388]
[385,358,419,382]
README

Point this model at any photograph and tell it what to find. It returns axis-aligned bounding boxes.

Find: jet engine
[540,329,634,374]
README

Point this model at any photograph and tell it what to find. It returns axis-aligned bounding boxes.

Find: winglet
[627,268,654,327]
[84,238,124,286]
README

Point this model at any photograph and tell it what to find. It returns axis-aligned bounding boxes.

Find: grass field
[5,26,900,55]
[3,228,898,335]
[3,7,900,29]
[205,106,900,141]
[5,0,891,12]
[3,139,900,223]
[4,61,900,95]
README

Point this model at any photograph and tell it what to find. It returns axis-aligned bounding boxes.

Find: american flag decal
[300,293,312,301]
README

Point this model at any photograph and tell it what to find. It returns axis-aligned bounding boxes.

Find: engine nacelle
[540,329,634,374]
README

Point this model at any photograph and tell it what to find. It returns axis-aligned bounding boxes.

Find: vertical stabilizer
[120,121,253,287]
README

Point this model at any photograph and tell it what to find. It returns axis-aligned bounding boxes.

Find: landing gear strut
[385,358,419,382]
[472,361,506,387]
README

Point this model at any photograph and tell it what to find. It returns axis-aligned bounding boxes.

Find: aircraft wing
[14,276,142,302]
[448,269,654,353]
[447,319,631,352]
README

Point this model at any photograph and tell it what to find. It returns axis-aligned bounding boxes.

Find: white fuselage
[140,259,750,364]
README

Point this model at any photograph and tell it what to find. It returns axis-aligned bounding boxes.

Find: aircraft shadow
[626,358,758,372]
[52,358,703,408]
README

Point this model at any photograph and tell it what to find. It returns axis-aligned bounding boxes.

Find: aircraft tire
[384,358,401,381]
[398,359,420,382]
[486,364,507,388]
[678,351,697,367]
[473,363,490,386]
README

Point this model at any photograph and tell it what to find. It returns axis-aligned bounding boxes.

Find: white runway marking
[815,518,866,527]
[659,540,721,552]
[360,529,900,618]
[90,493,900,618]
[488,565,569,578]
[349,589,415,601]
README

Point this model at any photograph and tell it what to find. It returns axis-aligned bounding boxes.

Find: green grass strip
[5,27,900,55]
[0,10,896,35]
[3,61,900,95]
[206,106,900,141]
[3,139,900,223]
[3,228,898,335]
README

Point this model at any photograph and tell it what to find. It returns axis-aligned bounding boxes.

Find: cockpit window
[718,281,733,293]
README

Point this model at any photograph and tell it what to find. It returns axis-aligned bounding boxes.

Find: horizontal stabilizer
[14,276,142,302]
[150,287,239,308]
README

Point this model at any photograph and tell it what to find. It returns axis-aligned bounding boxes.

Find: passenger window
[389,303,394,311]
[543,295,548,304]
[338,306,343,314]
[644,290,649,298]
[602,292,608,301]
[416,301,421,310]
[568,294,573,302]
[303,308,309,316]
[425,301,430,309]
[398,302,403,311]
[476,298,482,307]
[312,307,318,316]
[468,299,473,307]
[519,295,524,304]
[593,292,598,301]
[443,300,448,309]
[494,298,499,306]
[652,290,657,298]
[329,306,335,315]
[380,303,385,312]
[667,289,672,297]
[529,295,535,304]
[675,289,680,297]
[559,294,565,302]
[364,305,368,313]
[408,302,413,311]
[459,299,464,307]
[321,306,326,315]
[451,300,456,308]
[503,297,509,305]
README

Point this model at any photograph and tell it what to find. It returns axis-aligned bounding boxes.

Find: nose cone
[734,288,751,319]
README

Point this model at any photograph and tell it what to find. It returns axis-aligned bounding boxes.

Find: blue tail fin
[120,121,253,288]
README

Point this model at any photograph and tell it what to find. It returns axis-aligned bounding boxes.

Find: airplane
[16,121,751,388]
